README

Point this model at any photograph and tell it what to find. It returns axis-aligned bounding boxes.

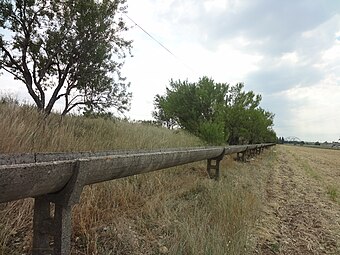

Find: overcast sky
[1,0,340,142]
[122,0,340,142]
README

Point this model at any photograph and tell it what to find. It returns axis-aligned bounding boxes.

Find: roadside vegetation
[0,100,273,255]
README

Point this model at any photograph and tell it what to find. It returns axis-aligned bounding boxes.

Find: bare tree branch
[1,66,25,83]
[45,61,73,114]
[62,101,86,115]
[0,45,24,73]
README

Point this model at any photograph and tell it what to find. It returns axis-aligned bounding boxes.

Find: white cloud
[320,43,340,76]
[281,78,340,141]
[280,52,299,64]
[203,0,229,12]
[0,73,29,100]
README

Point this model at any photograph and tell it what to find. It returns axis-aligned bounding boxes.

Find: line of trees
[153,77,276,145]
[277,137,285,144]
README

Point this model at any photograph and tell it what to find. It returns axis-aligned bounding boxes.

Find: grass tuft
[327,186,338,202]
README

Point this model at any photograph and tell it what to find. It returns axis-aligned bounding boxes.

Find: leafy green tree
[225,83,263,144]
[0,0,132,115]
[153,77,276,145]
[153,77,229,144]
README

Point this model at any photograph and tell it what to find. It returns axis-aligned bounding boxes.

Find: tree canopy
[0,0,132,115]
[153,77,276,145]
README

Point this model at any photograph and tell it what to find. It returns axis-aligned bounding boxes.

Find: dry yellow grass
[0,100,272,255]
[0,99,201,153]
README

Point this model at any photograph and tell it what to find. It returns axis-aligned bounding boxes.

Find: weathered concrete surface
[0,161,74,203]
[0,144,274,203]
[0,147,220,165]
[0,153,35,165]
[0,144,269,166]
[0,147,223,202]
[81,147,225,185]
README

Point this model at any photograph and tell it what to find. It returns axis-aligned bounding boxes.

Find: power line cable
[123,13,198,75]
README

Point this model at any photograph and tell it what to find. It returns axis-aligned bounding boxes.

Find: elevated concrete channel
[0,143,274,255]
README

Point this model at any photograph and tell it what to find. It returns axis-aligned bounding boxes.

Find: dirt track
[254,145,340,254]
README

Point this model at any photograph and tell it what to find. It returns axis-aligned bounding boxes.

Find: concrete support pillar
[32,161,86,255]
[32,197,53,255]
[207,149,225,180]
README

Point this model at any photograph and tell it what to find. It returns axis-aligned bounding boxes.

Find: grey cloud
[211,0,338,47]
[245,63,324,93]
[161,2,338,41]
[157,0,340,58]
[156,0,340,95]
[259,93,297,136]
[258,90,316,140]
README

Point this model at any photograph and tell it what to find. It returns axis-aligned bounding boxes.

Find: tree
[153,77,229,144]
[0,0,132,115]
[224,82,261,144]
[153,77,276,145]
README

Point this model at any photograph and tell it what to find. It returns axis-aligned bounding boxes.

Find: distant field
[285,143,340,151]
[303,144,340,150]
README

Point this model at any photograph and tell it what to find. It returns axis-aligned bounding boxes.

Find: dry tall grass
[0,100,272,254]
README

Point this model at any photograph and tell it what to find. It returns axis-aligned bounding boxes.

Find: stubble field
[254,145,340,254]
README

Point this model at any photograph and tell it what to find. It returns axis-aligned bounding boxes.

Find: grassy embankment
[0,100,273,255]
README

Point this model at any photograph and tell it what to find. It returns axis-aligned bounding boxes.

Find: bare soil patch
[254,145,340,254]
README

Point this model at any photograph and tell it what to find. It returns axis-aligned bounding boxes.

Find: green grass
[327,186,338,202]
